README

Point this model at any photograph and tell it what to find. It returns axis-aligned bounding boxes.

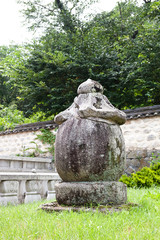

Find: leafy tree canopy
[0,0,159,120]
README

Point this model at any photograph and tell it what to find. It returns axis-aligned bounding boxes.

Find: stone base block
[40,201,138,214]
[55,181,127,206]
[47,191,56,200]
[24,192,41,204]
[0,193,18,206]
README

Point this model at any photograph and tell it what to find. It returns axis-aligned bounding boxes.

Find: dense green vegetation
[120,162,160,188]
[0,188,160,239]
[0,104,54,131]
[120,154,160,188]
[0,0,160,125]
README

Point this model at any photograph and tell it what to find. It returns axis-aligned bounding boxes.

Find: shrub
[119,163,160,188]
[151,153,160,166]
[35,129,57,161]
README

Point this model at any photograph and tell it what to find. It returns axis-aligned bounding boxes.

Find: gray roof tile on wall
[123,105,160,120]
[0,105,160,135]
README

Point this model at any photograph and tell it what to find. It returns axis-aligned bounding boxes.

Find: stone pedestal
[55,181,127,206]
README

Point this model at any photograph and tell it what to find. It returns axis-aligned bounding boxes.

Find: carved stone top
[54,79,126,125]
[77,79,103,94]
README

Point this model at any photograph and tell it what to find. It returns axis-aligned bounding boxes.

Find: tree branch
[118,2,124,36]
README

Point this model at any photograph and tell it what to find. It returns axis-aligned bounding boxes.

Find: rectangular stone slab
[55,181,127,206]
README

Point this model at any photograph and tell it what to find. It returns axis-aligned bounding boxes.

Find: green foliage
[0,0,160,117]
[120,163,160,188]
[143,190,160,201]
[17,0,98,32]
[36,128,57,161]
[119,174,133,187]
[18,141,45,158]
[151,153,160,166]
[0,104,28,131]
[0,104,54,131]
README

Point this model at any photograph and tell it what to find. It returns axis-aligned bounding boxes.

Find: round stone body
[55,117,125,182]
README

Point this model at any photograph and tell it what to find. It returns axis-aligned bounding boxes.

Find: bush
[119,163,160,188]
[35,129,57,161]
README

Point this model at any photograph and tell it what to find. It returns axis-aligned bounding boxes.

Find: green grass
[0,187,160,240]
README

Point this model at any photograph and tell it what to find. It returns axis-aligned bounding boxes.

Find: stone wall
[121,116,160,151]
[0,105,160,175]
[0,121,56,158]
[121,106,160,174]
[0,129,56,158]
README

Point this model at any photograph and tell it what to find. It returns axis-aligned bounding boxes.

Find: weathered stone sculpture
[54,79,127,206]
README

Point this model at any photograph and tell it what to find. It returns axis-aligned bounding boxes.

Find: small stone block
[48,180,56,191]
[47,191,56,200]
[0,160,10,168]
[26,180,42,192]
[0,193,18,206]
[24,192,41,203]
[26,162,35,169]
[0,181,19,193]
[10,161,23,169]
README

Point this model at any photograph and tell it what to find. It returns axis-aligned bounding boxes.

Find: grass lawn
[0,187,160,240]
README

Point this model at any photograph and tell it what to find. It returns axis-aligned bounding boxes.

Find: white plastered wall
[0,116,160,157]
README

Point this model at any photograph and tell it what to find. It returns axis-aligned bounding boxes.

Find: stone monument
[54,79,127,206]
